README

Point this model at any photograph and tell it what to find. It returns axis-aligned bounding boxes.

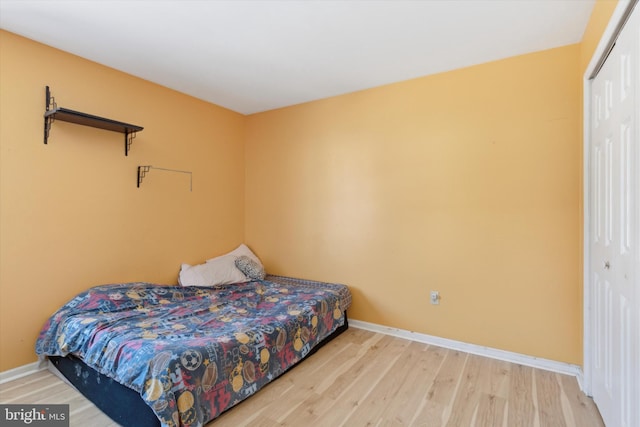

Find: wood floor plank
[0,329,604,427]
[271,342,391,423]
[483,358,511,399]
[507,363,536,427]
[69,405,117,427]
[315,336,410,426]
[474,393,507,427]
[0,373,63,401]
[445,353,480,427]
[535,369,567,427]
[425,349,468,406]
[410,348,465,426]
[344,340,429,424]
[318,332,390,401]
[380,343,447,426]
[446,353,504,427]
[343,327,375,345]
[0,369,50,393]
[558,373,605,427]
[1,377,63,403]
[411,399,450,427]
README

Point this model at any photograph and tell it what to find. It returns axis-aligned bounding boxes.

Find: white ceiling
[0,0,595,115]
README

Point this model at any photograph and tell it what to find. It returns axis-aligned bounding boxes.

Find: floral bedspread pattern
[36,278,350,427]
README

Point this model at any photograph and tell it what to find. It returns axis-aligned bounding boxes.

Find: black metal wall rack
[44,86,143,156]
[137,165,193,191]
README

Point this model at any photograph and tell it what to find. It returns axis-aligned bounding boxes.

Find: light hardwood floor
[0,328,604,427]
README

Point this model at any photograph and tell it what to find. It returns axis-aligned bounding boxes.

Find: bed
[36,274,351,427]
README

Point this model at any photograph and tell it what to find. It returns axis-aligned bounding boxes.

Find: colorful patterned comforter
[36,276,351,427]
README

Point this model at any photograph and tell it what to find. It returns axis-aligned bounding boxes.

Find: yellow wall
[0,31,245,371]
[243,1,619,366]
[245,45,583,364]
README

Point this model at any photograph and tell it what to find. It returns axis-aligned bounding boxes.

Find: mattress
[37,275,351,426]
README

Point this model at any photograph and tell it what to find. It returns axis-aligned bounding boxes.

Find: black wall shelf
[44,86,143,156]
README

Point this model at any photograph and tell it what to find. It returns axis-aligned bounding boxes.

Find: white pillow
[179,255,247,287]
[207,244,263,269]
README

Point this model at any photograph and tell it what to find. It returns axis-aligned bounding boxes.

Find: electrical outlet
[430,291,440,305]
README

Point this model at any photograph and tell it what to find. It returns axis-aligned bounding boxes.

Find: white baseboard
[349,319,584,381]
[575,369,585,392]
[0,361,45,385]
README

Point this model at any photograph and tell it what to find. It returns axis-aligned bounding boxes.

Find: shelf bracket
[137,165,151,188]
[125,130,137,156]
[44,86,56,145]
[137,165,192,191]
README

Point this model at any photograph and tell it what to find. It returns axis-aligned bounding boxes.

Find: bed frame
[49,313,348,426]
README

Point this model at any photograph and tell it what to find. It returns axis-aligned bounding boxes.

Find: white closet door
[589,4,639,427]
